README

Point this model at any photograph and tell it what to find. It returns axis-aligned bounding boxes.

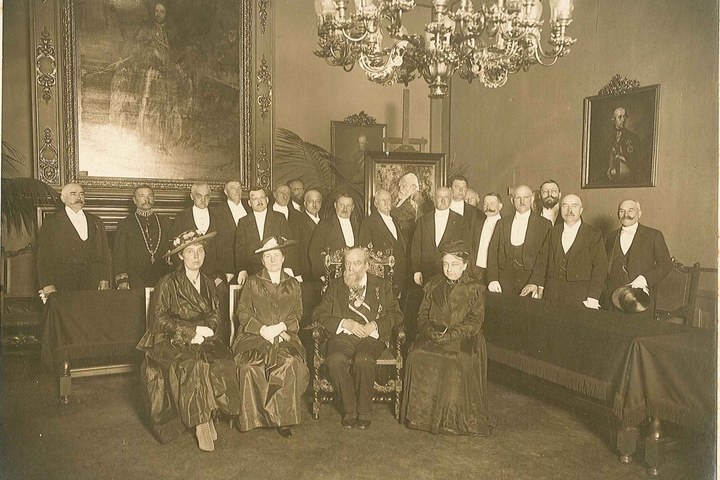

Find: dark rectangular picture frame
[331,120,387,184]
[364,151,446,216]
[582,84,660,189]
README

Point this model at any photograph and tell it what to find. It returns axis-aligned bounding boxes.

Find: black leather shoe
[341,417,357,429]
[356,419,371,430]
[277,427,293,438]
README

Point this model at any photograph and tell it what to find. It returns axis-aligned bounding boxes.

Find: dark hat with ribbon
[611,286,651,314]
[254,236,298,255]
[438,239,470,261]
[165,230,217,258]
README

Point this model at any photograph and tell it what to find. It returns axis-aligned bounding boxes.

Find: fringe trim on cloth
[613,395,713,431]
[487,344,610,401]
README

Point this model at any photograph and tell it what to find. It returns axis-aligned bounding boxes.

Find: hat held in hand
[612,286,651,314]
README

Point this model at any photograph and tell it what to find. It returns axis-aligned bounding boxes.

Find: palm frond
[1,176,61,234]
[2,140,28,177]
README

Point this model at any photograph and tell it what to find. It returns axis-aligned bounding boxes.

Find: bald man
[487,185,552,295]
[37,183,111,294]
[602,199,671,312]
[530,194,608,308]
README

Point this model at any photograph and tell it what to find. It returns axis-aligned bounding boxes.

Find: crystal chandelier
[314,0,576,98]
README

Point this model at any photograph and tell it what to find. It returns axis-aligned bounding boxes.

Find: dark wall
[449,0,718,270]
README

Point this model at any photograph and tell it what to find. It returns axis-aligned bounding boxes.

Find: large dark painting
[66,0,244,187]
[582,84,660,188]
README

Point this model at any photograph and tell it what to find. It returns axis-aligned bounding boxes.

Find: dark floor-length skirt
[234,347,309,431]
[142,338,242,443]
[401,336,493,436]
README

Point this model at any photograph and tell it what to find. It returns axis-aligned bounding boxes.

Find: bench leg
[59,360,71,404]
[616,426,639,464]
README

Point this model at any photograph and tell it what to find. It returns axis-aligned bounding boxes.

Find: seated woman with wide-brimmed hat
[232,236,309,438]
[137,230,242,451]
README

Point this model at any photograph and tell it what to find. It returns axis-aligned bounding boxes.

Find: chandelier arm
[341,29,370,43]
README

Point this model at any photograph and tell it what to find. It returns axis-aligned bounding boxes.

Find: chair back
[3,247,39,298]
[654,257,700,324]
[228,284,243,345]
[323,246,395,290]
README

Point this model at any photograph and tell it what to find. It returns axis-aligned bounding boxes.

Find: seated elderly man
[313,247,403,429]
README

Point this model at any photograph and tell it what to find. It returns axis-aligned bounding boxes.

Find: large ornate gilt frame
[30,0,274,195]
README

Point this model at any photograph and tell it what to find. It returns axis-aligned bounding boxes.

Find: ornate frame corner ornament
[38,127,60,184]
[343,111,377,126]
[256,143,271,189]
[256,56,272,120]
[598,75,642,96]
[35,27,57,104]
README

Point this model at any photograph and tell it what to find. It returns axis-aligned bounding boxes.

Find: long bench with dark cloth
[41,289,147,402]
[484,292,715,473]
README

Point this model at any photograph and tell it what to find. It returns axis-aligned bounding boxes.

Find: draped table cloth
[41,289,146,371]
[484,293,714,431]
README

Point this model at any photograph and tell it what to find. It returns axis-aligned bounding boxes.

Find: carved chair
[654,258,701,325]
[312,246,405,420]
[228,284,243,346]
[1,245,42,354]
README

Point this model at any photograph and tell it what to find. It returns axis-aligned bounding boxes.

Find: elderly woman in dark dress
[401,239,493,436]
[137,230,242,451]
[232,236,309,437]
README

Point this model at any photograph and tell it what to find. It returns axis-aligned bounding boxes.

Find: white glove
[413,272,424,286]
[259,322,287,342]
[196,326,215,337]
[583,298,600,309]
[488,281,502,293]
[190,333,205,345]
[629,275,649,293]
[237,271,249,286]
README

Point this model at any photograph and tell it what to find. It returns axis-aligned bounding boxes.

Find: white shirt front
[336,274,379,339]
[253,209,268,240]
[65,206,88,241]
[620,222,639,254]
[476,214,501,268]
[449,199,465,216]
[292,201,303,212]
[192,206,210,234]
[272,203,289,220]
[510,210,531,246]
[434,209,450,247]
[305,211,320,225]
[379,212,398,240]
[268,270,281,285]
[562,219,582,253]
[542,206,559,225]
[338,216,355,247]
[227,200,247,225]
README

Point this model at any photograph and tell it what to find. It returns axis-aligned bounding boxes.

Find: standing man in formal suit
[235,187,293,285]
[602,199,671,313]
[113,185,173,289]
[308,192,359,281]
[211,180,248,283]
[526,194,608,308]
[288,179,305,213]
[359,189,407,297]
[173,182,223,283]
[38,183,111,294]
[313,247,403,429]
[538,179,561,225]
[411,187,466,286]
[487,185,552,296]
[449,175,483,222]
[391,172,425,242]
[470,192,503,282]
[272,184,300,224]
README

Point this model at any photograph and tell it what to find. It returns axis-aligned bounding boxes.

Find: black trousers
[325,334,385,419]
[498,267,533,295]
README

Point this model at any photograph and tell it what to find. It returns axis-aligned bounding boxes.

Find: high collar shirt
[542,205,559,225]
[562,219,583,254]
[510,209,531,246]
[434,208,450,247]
[305,211,320,225]
[227,200,247,225]
[268,269,281,285]
[620,222,639,254]
[272,203,289,220]
[379,212,398,240]
[292,201,303,212]
[338,216,355,247]
[449,199,465,216]
[476,214,502,268]
[192,206,210,234]
[253,209,268,240]
[65,206,88,241]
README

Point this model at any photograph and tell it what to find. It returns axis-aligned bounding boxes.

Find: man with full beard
[313,247,403,429]
[538,180,561,225]
[602,199,671,314]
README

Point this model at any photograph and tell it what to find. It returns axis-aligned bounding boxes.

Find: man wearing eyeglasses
[602,199,672,313]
